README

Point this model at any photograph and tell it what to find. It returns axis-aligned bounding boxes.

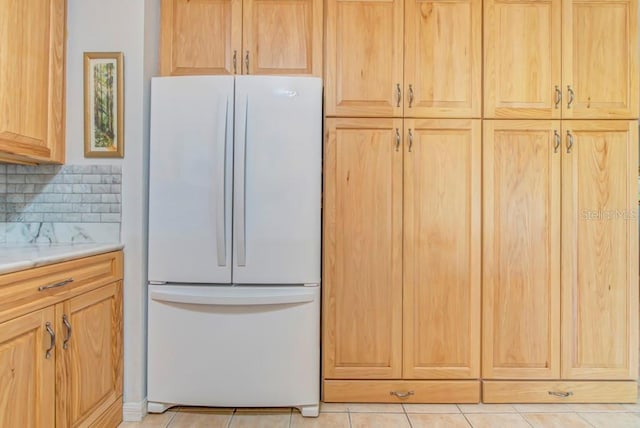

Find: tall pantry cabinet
[322,0,482,402]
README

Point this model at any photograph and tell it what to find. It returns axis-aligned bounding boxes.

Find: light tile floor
[119,401,640,428]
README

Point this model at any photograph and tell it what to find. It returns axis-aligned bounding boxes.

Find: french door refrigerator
[146,75,322,417]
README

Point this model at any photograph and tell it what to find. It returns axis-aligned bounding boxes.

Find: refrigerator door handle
[215,98,228,267]
[235,94,248,267]
[149,288,316,306]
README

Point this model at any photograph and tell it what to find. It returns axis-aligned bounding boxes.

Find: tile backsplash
[0,164,121,244]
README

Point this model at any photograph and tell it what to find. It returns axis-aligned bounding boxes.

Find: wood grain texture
[0,307,55,428]
[323,380,480,403]
[484,0,561,118]
[243,0,322,76]
[323,118,403,379]
[0,0,66,163]
[325,0,403,116]
[403,119,480,379]
[561,120,638,380]
[483,380,638,403]
[404,0,481,118]
[482,120,561,379]
[160,0,242,75]
[562,0,639,118]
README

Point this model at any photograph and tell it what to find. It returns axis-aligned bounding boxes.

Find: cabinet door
[561,120,638,379]
[243,0,322,76]
[403,119,481,379]
[325,0,403,116]
[484,0,561,118]
[483,120,561,379]
[0,307,55,428]
[404,0,481,118]
[562,0,638,118]
[56,282,123,428]
[160,0,242,76]
[323,118,403,379]
[0,0,65,163]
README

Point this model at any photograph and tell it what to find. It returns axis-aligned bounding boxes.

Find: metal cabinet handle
[245,51,249,74]
[567,85,574,109]
[395,128,400,151]
[38,277,74,291]
[554,130,560,153]
[62,315,72,350]
[408,84,414,108]
[233,50,237,74]
[566,130,574,154]
[554,85,562,109]
[408,129,413,152]
[396,83,401,107]
[548,391,574,398]
[390,391,415,399]
[45,322,55,359]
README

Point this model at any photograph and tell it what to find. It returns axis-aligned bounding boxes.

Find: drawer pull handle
[62,315,72,350]
[45,322,55,359]
[390,390,415,399]
[38,277,74,291]
[548,391,573,398]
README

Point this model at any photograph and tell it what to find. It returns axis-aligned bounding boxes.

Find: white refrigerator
[146,75,321,417]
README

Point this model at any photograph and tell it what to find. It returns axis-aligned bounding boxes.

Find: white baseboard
[122,399,148,422]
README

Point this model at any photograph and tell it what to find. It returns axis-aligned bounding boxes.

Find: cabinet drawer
[483,381,637,403]
[323,380,480,403]
[0,251,123,323]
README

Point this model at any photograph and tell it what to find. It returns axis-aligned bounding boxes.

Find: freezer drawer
[147,284,320,416]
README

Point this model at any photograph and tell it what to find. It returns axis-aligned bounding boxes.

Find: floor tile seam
[460,412,474,428]
[165,410,178,428]
[574,412,597,428]
[404,411,414,428]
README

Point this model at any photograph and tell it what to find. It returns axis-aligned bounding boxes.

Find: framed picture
[84,52,124,158]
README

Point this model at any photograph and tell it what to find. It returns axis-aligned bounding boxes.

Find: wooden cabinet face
[325,0,404,117]
[483,121,561,379]
[323,118,403,379]
[562,0,638,118]
[160,0,242,75]
[0,308,55,428]
[484,0,561,118]
[404,0,481,117]
[56,282,123,427]
[561,121,639,379]
[243,0,322,75]
[403,119,481,379]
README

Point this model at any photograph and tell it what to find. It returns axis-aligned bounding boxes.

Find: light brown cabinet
[0,252,123,427]
[483,120,638,402]
[0,0,66,164]
[484,0,638,119]
[325,0,481,117]
[323,118,481,403]
[160,0,322,76]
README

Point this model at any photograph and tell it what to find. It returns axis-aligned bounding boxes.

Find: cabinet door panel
[323,118,403,379]
[56,282,123,428]
[561,121,638,379]
[404,0,481,118]
[562,0,638,118]
[325,0,403,116]
[483,120,561,379]
[243,0,322,75]
[0,307,55,428]
[160,0,242,76]
[484,0,561,118]
[403,119,481,379]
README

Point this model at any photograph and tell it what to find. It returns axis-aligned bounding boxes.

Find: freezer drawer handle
[390,391,415,399]
[150,290,315,306]
[38,277,74,291]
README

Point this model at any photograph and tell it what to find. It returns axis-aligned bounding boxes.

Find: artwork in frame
[84,52,124,158]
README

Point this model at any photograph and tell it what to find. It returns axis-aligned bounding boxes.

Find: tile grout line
[575,412,597,428]
[165,410,177,428]
[347,410,353,428]
[460,412,474,428]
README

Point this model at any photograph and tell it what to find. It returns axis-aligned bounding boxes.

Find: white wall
[66,0,159,418]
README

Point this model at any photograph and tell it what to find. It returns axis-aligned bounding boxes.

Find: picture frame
[84,52,124,158]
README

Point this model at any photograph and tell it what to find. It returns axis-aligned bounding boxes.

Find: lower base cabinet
[0,251,123,427]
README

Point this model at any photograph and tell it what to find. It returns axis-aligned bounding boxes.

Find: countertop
[0,243,123,275]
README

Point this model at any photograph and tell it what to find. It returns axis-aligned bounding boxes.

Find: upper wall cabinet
[485,0,638,119]
[160,0,322,77]
[0,0,66,164]
[325,0,481,117]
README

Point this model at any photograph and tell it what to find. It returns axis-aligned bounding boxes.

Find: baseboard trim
[122,398,148,422]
